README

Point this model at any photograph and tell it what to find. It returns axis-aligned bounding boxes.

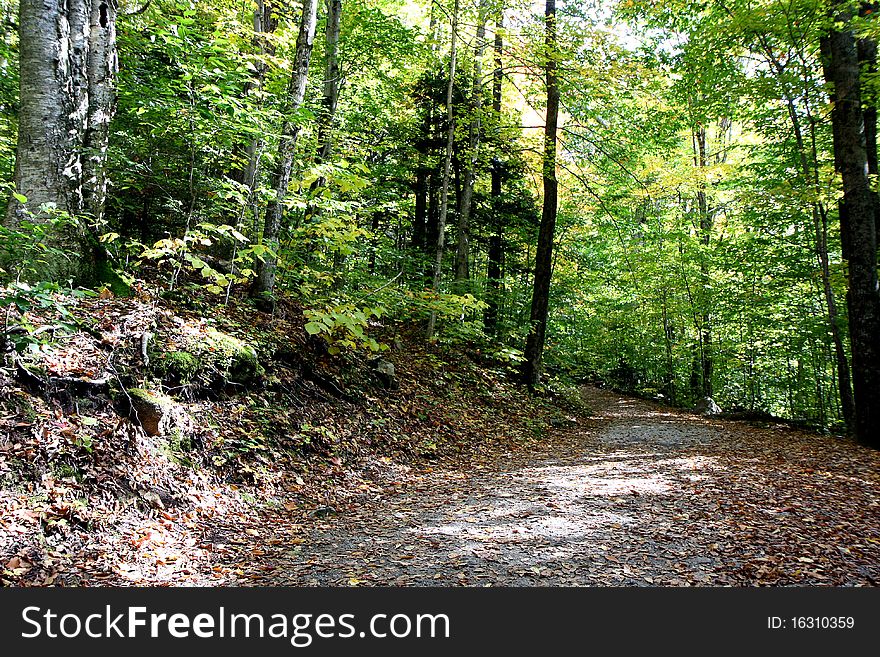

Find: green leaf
[305,322,324,336]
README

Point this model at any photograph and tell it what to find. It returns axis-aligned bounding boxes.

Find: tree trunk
[859,4,878,188]
[6,0,117,284]
[234,0,278,192]
[82,1,117,224]
[821,7,880,448]
[369,209,381,274]
[314,0,341,175]
[412,167,428,249]
[425,0,459,340]
[250,0,318,303]
[412,0,441,255]
[426,174,439,257]
[693,126,713,398]
[484,10,504,333]
[783,96,857,431]
[661,291,676,404]
[303,0,343,278]
[454,2,487,290]
[522,0,559,389]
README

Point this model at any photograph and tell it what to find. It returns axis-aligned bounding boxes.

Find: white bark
[83,1,119,221]
[251,0,319,299]
[6,0,118,282]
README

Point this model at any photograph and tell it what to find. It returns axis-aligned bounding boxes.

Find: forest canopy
[1,0,878,448]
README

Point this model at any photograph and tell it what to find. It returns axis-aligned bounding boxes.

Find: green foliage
[0,0,17,205]
[0,200,81,282]
[137,221,256,295]
[304,303,386,355]
[0,203,96,353]
[0,0,860,433]
[391,290,488,344]
[0,281,91,353]
[535,0,854,429]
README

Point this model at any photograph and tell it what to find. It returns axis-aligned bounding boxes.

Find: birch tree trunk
[5,0,117,284]
[250,0,318,303]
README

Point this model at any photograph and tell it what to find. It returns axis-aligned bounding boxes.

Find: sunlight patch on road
[522,461,675,497]
[409,444,727,565]
[418,507,633,543]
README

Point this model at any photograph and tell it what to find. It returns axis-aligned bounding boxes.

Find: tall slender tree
[235,0,278,193]
[315,0,342,176]
[426,0,460,340]
[820,3,880,447]
[454,0,487,289]
[251,0,319,304]
[484,6,504,333]
[523,0,559,388]
[691,123,714,399]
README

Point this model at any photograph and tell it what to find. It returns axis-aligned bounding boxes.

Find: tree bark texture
[6,0,118,283]
[523,0,559,388]
[251,0,318,300]
[821,7,880,448]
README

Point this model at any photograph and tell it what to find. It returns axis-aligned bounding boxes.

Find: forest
[0,0,878,588]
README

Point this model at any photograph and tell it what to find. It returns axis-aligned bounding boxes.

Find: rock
[550,416,578,428]
[150,326,264,390]
[199,328,264,386]
[694,397,722,416]
[126,388,190,436]
[154,350,200,384]
[311,505,337,518]
[139,487,182,510]
[375,359,395,378]
[370,357,398,390]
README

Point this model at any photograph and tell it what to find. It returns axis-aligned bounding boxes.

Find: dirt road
[241,387,880,586]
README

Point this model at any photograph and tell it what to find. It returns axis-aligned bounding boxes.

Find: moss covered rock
[150,325,264,391]
[154,350,200,384]
[202,328,263,385]
[127,388,190,436]
[93,258,132,297]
